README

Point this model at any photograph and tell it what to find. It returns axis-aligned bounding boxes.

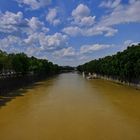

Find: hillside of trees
[0,50,61,77]
[77,44,140,83]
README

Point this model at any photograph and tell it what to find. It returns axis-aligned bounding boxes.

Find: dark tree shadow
[0,75,49,108]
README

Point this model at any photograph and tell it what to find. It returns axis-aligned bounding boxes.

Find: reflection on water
[0,72,140,140]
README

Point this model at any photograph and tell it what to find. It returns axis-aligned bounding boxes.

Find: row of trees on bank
[77,44,140,83]
[0,50,61,76]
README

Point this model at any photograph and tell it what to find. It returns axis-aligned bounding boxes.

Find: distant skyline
[0,0,140,66]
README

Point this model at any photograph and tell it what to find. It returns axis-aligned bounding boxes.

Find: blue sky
[0,0,140,66]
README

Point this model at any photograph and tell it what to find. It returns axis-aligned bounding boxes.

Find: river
[0,72,140,140]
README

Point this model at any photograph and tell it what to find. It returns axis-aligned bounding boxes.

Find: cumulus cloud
[62,26,82,36]
[16,0,51,10]
[124,40,133,46]
[63,25,118,37]
[52,43,115,65]
[71,4,95,26]
[27,17,49,34]
[99,0,121,8]
[0,9,67,59]
[0,11,49,35]
[39,33,67,50]
[63,3,117,36]
[0,35,27,54]
[72,4,90,18]
[99,1,140,27]
[46,8,61,26]
[53,43,114,61]
[84,26,118,37]
[0,32,68,58]
[122,39,139,50]
[0,35,44,57]
[63,1,140,37]
[0,11,25,33]
[0,35,22,49]
[24,33,39,45]
[80,44,113,54]
[89,0,140,36]
[53,47,76,58]
[28,17,44,31]
[24,32,68,51]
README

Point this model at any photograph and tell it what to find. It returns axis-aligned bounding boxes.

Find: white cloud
[46,8,61,26]
[63,26,118,37]
[79,16,95,26]
[0,35,27,54]
[0,11,49,35]
[53,47,76,58]
[24,32,68,51]
[99,0,121,8]
[84,26,118,37]
[0,32,68,59]
[40,33,67,50]
[72,4,90,18]
[94,1,140,36]
[24,33,39,45]
[124,40,133,46]
[80,44,113,54]
[0,10,67,58]
[63,1,140,37]
[0,11,24,33]
[99,1,140,27]
[71,4,95,26]
[122,39,139,50]
[39,33,67,50]
[16,0,51,10]
[104,28,118,37]
[46,8,57,21]
[0,11,23,25]
[0,35,44,57]
[27,17,49,33]
[129,0,139,4]
[25,46,41,57]
[0,35,22,49]
[52,43,115,65]
[28,17,43,31]
[62,26,82,36]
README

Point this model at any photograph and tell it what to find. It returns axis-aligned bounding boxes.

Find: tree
[77,44,140,83]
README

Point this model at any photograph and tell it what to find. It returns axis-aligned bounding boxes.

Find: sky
[0,0,140,66]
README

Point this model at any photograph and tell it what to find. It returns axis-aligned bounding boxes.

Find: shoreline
[0,74,58,107]
[83,73,140,90]
[98,75,140,90]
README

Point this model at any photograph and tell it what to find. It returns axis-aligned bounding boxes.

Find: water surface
[0,72,140,140]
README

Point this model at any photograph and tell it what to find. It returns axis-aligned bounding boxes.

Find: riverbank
[77,44,140,90]
[0,71,75,107]
[99,75,140,89]
[0,74,57,107]
[85,73,140,89]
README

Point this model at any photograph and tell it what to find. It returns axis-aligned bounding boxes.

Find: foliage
[77,44,140,83]
[0,51,61,75]
[60,66,75,71]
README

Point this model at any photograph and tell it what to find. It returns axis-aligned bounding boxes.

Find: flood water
[0,72,140,140]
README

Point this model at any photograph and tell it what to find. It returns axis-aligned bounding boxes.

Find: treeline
[0,50,61,77]
[77,44,140,83]
[60,66,75,71]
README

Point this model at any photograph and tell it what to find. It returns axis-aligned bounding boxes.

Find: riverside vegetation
[0,50,74,95]
[0,50,75,78]
[0,50,61,77]
[77,44,140,85]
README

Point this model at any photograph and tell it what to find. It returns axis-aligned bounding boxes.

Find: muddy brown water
[0,72,140,140]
